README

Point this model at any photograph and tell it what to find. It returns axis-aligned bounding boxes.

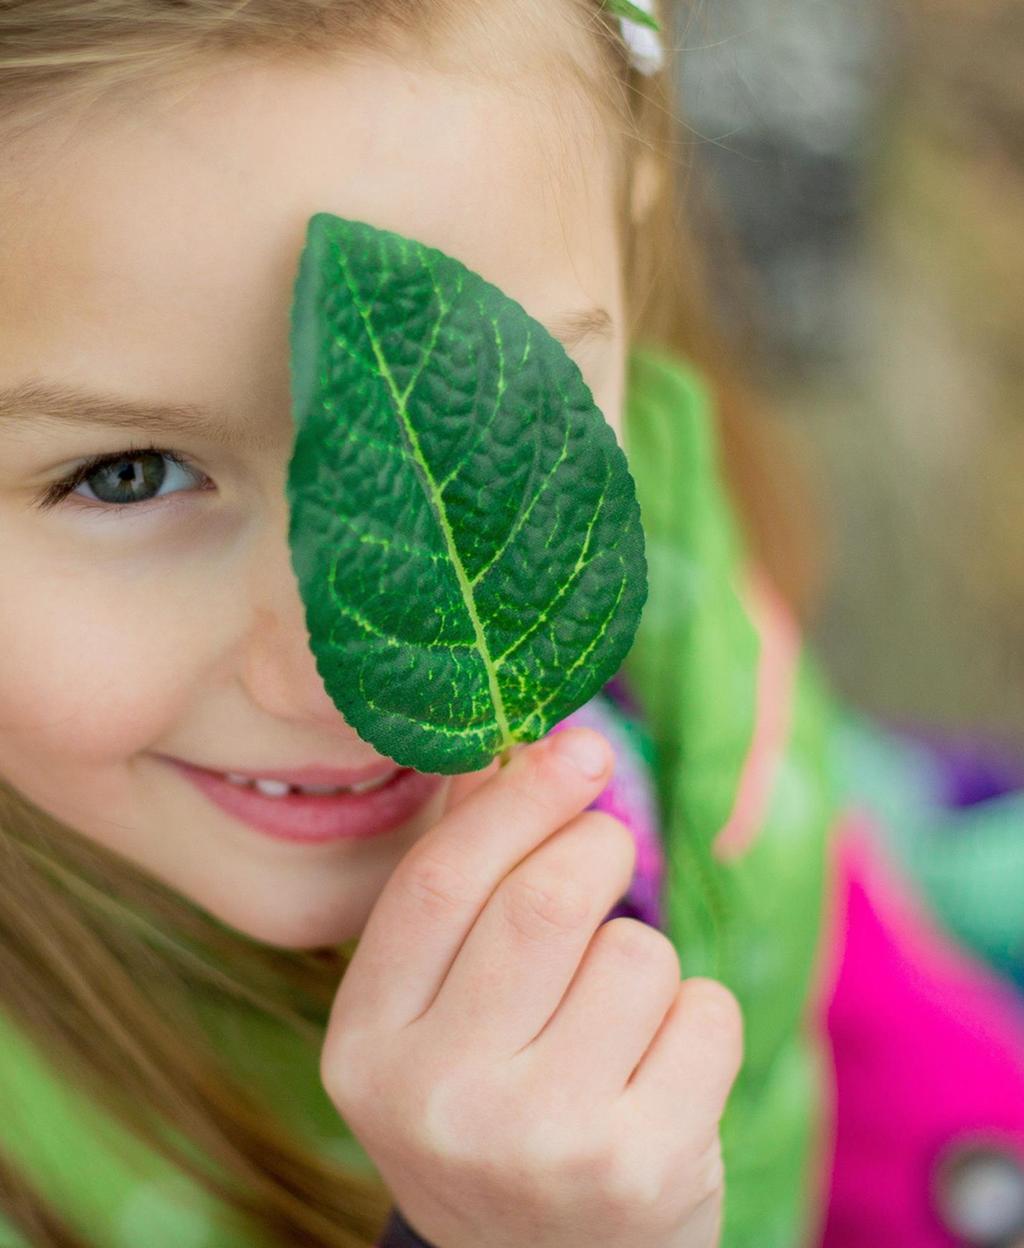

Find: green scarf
[0,345,841,1247]
[621,346,839,1247]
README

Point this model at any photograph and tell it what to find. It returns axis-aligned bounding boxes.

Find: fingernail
[551,728,609,779]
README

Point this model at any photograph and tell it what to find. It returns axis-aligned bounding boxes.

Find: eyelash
[36,444,211,513]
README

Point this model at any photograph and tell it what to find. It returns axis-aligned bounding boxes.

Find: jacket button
[932,1142,1024,1246]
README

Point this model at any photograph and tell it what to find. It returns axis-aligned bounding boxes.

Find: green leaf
[602,0,661,33]
[287,214,648,775]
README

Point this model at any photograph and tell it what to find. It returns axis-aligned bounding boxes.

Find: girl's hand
[320,728,743,1248]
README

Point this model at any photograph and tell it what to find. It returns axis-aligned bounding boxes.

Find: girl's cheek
[0,559,218,768]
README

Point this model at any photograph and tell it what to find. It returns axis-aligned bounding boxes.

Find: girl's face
[0,44,626,949]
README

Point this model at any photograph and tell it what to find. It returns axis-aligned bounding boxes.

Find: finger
[422,810,637,1054]
[518,916,680,1095]
[622,978,743,1141]
[332,727,615,1031]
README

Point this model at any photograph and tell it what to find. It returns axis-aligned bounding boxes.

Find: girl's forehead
[0,53,621,436]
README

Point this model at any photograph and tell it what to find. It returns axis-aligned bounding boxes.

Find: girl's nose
[237,527,354,733]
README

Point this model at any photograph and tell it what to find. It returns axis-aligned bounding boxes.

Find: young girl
[1,3,1023,1247]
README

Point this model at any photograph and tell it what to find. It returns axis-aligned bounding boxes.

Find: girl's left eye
[37,447,212,512]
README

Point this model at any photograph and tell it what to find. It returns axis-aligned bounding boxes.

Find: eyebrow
[0,307,614,441]
[0,379,262,449]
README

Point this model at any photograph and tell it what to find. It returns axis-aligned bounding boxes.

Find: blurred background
[667,0,1024,752]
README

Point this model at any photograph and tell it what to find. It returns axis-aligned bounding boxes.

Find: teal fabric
[0,344,841,1246]
[830,706,1024,988]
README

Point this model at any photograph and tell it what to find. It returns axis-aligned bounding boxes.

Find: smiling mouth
[162,755,445,844]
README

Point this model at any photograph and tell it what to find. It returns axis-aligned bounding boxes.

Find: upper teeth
[223,772,393,797]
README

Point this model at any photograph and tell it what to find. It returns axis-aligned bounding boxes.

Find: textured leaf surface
[287,214,647,774]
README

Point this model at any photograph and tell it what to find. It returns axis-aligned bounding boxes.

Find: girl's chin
[190,853,410,951]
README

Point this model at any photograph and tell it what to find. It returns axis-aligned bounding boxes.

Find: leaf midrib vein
[335,245,512,748]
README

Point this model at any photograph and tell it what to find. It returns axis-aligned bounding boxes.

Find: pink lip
[164,757,446,844]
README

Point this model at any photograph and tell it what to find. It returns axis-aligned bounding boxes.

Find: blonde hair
[0,3,815,1244]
